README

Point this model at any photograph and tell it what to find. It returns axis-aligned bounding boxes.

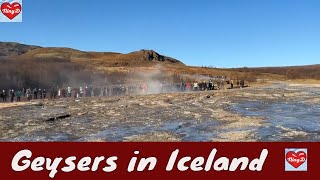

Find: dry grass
[235,65,320,80]
[0,102,33,109]
[4,45,320,90]
[286,79,320,86]
[14,47,261,84]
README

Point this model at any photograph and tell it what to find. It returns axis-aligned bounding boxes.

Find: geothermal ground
[0,82,319,142]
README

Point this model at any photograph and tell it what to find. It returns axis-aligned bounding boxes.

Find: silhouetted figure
[39,89,43,99]
[209,80,213,90]
[50,88,54,99]
[240,80,245,88]
[33,88,38,99]
[1,90,7,102]
[10,90,15,102]
[43,89,47,99]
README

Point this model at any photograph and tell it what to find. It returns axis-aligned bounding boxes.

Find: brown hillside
[2,41,320,90]
[11,43,250,80]
[0,42,40,57]
[18,47,184,67]
[235,65,320,80]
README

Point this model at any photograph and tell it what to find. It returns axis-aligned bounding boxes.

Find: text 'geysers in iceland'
[11,149,268,178]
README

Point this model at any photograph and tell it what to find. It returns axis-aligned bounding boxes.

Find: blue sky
[1,0,319,67]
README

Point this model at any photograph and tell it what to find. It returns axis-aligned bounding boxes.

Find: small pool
[230,101,320,141]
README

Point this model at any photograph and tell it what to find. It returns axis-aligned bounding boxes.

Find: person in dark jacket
[33,88,38,99]
[1,90,7,102]
[50,88,54,99]
[0,91,3,102]
[240,80,245,88]
[10,90,15,102]
[39,89,43,99]
[43,89,47,99]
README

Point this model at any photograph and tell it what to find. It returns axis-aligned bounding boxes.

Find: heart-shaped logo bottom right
[286,151,307,168]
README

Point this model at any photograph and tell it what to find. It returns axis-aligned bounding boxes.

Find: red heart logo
[286,151,307,168]
[1,2,22,20]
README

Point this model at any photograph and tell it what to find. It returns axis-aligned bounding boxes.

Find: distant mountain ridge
[0,42,184,65]
[0,42,40,57]
[1,42,319,81]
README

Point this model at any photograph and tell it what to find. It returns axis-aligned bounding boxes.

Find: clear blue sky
[1,0,319,67]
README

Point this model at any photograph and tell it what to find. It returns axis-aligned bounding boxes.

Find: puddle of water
[10,132,78,142]
[230,101,320,141]
[79,120,222,142]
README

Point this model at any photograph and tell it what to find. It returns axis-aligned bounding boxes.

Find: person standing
[73,88,78,99]
[16,90,22,102]
[220,79,225,90]
[209,80,213,90]
[62,88,67,98]
[26,88,32,101]
[240,80,245,88]
[205,81,209,91]
[67,87,72,97]
[58,88,61,99]
[10,90,15,102]
[194,82,199,91]
[39,89,43,99]
[0,90,3,102]
[54,88,58,99]
[79,87,84,97]
[85,86,88,97]
[33,88,38,99]
[1,90,7,102]
[106,86,110,96]
[50,88,54,99]
[43,89,47,99]
[22,88,26,97]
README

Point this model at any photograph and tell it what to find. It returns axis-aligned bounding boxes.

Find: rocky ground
[0,82,319,142]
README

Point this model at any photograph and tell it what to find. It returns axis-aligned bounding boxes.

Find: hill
[235,65,320,80]
[5,43,184,66]
[0,41,319,90]
[0,42,191,89]
[0,42,40,57]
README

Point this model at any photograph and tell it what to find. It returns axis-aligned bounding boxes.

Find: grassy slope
[6,42,320,82]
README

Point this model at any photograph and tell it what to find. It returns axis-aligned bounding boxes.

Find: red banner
[0,143,317,179]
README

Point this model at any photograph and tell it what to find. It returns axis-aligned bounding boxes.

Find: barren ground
[0,81,319,142]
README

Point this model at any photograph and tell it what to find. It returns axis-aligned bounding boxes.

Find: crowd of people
[0,79,245,103]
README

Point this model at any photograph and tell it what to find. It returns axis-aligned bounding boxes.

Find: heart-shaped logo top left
[1,2,22,20]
